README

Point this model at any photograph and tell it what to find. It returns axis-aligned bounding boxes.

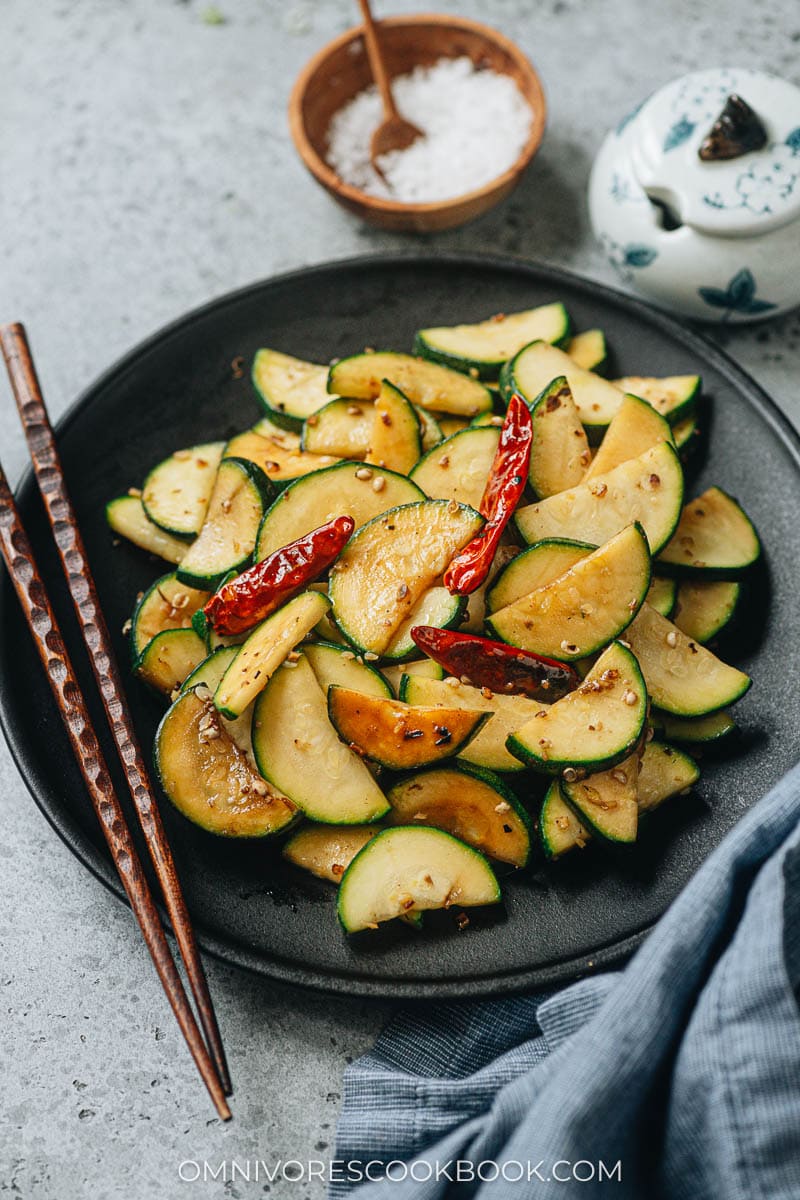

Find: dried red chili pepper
[410,626,578,702]
[443,393,532,596]
[202,515,354,636]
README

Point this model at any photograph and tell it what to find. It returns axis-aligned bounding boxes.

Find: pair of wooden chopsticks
[0,323,232,1120]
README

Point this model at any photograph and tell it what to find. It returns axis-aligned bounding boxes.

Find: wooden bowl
[288,14,547,233]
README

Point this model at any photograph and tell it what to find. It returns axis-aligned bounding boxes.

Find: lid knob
[698,93,768,161]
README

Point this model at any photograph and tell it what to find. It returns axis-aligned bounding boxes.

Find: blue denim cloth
[332,762,800,1198]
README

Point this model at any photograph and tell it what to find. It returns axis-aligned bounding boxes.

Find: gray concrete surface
[1,1,798,1196]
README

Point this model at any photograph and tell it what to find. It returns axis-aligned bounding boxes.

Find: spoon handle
[357,0,399,120]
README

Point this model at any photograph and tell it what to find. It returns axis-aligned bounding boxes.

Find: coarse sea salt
[326,57,533,204]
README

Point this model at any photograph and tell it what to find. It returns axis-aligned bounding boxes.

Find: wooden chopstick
[0,322,232,1107]
[0,461,231,1120]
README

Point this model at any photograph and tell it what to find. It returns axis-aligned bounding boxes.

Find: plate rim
[2,251,799,1000]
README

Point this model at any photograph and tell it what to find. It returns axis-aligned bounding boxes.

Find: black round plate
[2,255,799,999]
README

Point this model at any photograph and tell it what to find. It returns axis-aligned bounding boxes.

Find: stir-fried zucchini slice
[215,590,331,719]
[539,781,590,859]
[487,523,651,660]
[106,496,190,564]
[561,752,639,844]
[612,375,700,424]
[365,381,422,475]
[155,687,298,837]
[381,586,466,663]
[327,687,490,771]
[225,426,339,489]
[584,394,673,480]
[650,708,736,744]
[673,414,700,461]
[328,352,492,417]
[414,303,571,379]
[438,416,471,437]
[646,575,677,618]
[486,539,592,614]
[672,580,740,643]
[657,487,761,578]
[252,349,336,431]
[303,641,392,699]
[130,572,209,660]
[460,544,520,633]
[337,826,500,932]
[387,763,532,866]
[410,427,500,511]
[501,341,626,439]
[301,399,372,459]
[283,824,384,882]
[528,377,591,498]
[400,674,546,773]
[540,740,699,858]
[302,397,439,461]
[638,741,700,809]
[625,603,750,716]
[256,461,424,561]
[514,441,683,554]
[180,645,239,695]
[252,654,389,823]
[141,442,224,539]
[507,641,647,775]
[135,628,208,695]
[176,458,273,589]
[328,500,483,657]
[566,329,607,373]
[415,407,444,451]
[383,658,445,695]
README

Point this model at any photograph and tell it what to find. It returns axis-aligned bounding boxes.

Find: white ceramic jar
[589,68,800,322]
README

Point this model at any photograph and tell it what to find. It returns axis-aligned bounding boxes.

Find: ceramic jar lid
[625,67,800,238]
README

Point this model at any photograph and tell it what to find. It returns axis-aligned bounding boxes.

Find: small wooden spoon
[357,0,423,169]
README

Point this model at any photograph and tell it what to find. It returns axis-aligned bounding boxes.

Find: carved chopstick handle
[0,465,230,1119]
[0,322,230,1100]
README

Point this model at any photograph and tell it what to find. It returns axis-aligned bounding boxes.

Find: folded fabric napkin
[332,762,800,1199]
